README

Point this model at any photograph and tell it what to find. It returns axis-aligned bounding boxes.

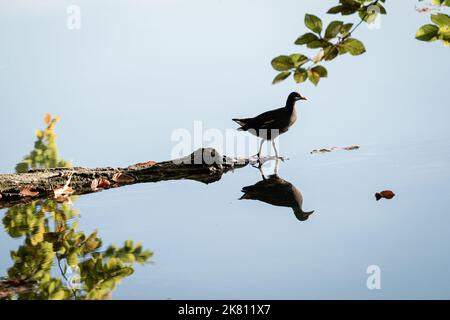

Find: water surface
[1,0,450,299]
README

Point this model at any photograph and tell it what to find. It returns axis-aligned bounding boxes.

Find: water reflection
[0,115,152,300]
[240,159,314,222]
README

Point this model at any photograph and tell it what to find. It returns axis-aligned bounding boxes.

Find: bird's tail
[232,118,247,131]
[294,209,315,222]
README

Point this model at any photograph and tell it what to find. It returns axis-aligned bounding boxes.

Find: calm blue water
[2,138,450,299]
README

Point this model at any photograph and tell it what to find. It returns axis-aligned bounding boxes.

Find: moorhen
[239,174,314,222]
[232,92,307,159]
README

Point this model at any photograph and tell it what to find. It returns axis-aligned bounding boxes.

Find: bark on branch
[0,148,248,208]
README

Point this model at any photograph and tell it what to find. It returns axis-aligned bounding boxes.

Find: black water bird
[239,174,314,222]
[232,92,307,159]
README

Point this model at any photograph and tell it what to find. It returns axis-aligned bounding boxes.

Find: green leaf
[271,55,294,71]
[377,3,387,14]
[48,281,56,294]
[295,33,319,45]
[122,253,136,263]
[68,252,78,266]
[431,13,450,27]
[340,23,354,36]
[415,24,439,41]
[432,0,444,5]
[311,65,328,78]
[341,0,361,7]
[294,68,308,83]
[125,240,133,250]
[307,69,321,86]
[290,54,309,67]
[307,39,329,49]
[305,14,323,34]
[50,290,67,300]
[339,38,366,55]
[325,21,344,39]
[324,45,339,61]
[272,71,291,84]
[340,0,362,15]
[439,25,450,38]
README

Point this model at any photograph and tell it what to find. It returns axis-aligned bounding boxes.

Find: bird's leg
[272,140,285,162]
[257,164,267,180]
[274,157,280,175]
[272,140,279,159]
[257,140,264,159]
[250,140,265,167]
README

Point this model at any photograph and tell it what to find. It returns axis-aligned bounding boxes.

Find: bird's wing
[253,107,283,121]
[233,106,285,130]
[257,119,277,129]
[252,107,285,129]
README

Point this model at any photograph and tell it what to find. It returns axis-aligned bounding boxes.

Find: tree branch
[0,148,248,208]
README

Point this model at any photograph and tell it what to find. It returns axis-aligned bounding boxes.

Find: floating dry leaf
[112,173,135,183]
[311,145,360,154]
[375,190,395,201]
[310,147,336,154]
[342,145,360,151]
[19,185,39,197]
[310,148,330,154]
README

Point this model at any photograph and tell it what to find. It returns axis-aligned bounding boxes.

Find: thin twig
[56,255,78,300]
[347,0,380,38]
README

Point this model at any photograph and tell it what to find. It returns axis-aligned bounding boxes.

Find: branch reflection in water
[0,115,153,300]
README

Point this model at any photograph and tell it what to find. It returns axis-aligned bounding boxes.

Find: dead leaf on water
[19,185,39,197]
[415,7,432,13]
[311,148,331,154]
[112,173,135,183]
[342,145,360,151]
[375,190,395,201]
[311,145,360,155]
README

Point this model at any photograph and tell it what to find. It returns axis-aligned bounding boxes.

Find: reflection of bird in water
[232,92,307,159]
[239,174,314,222]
